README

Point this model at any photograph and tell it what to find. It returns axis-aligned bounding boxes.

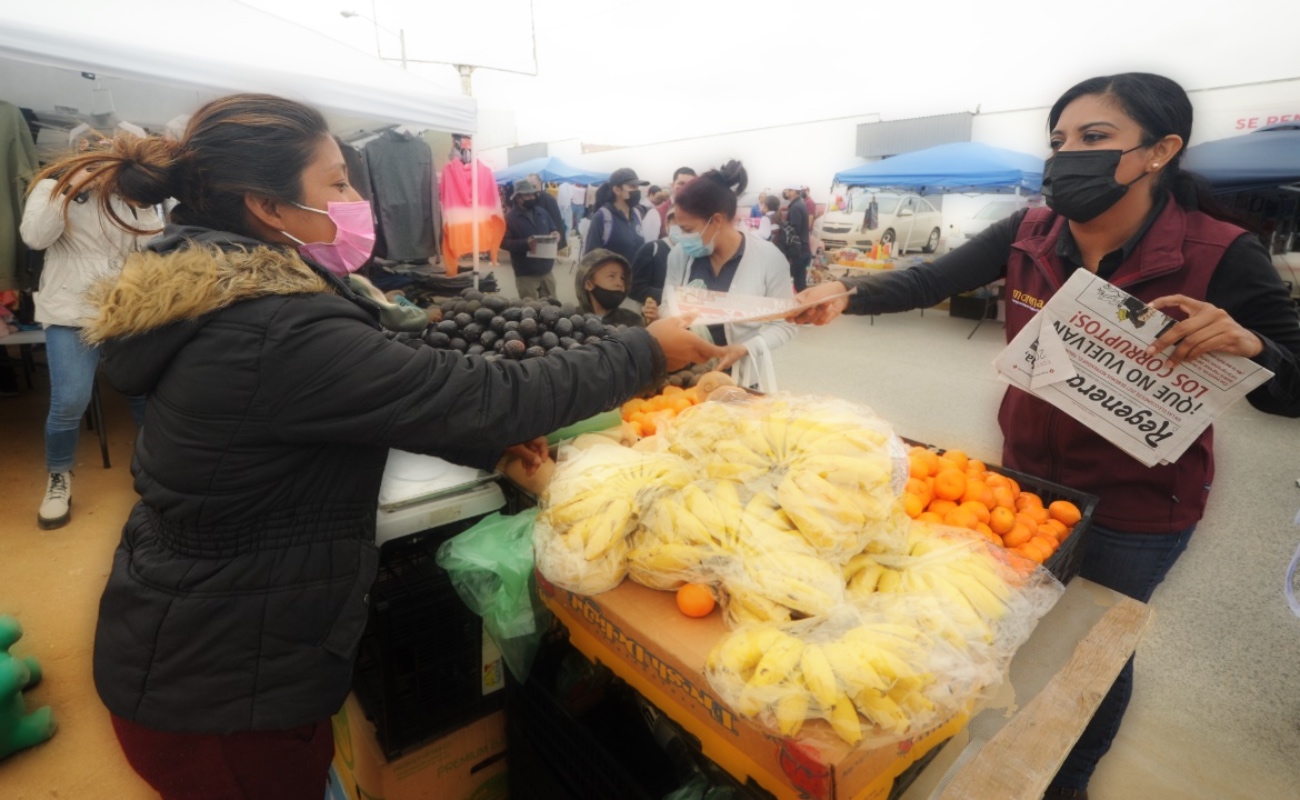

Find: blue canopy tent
[833,141,1044,194]
[1183,123,1300,194]
[494,157,610,186]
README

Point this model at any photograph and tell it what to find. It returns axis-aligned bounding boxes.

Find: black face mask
[590,285,627,311]
[627,190,642,206]
[521,199,537,210]
[1042,146,1151,222]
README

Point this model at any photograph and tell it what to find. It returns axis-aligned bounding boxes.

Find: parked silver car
[814,192,943,254]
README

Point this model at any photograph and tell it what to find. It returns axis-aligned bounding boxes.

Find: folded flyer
[994,270,1273,467]
[663,284,856,326]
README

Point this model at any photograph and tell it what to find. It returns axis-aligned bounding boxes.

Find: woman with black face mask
[582,167,648,265]
[791,72,1300,800]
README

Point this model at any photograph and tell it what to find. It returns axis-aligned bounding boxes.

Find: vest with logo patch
[999,198,1245,533]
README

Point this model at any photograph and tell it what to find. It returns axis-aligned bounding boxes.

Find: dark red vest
[999,198,1245,533]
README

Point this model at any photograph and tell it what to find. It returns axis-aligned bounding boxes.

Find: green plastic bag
[435,509,552,682]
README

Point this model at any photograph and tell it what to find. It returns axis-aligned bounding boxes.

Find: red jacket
[999,202,1245,533]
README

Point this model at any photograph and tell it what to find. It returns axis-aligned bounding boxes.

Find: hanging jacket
[363,130,438,261]
[0,101,39,291]
[1000,203,1248,533]
[85,225,665,733]
[440,159,505,271]
[20,179,160,327]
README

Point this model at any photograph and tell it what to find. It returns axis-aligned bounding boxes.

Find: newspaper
[994,270,1273,467]
[663,284,856,326]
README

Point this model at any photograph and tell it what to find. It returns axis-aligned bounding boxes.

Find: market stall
[1184,123,1300,297]
[494,156,610,187]
[832,141,1043,196]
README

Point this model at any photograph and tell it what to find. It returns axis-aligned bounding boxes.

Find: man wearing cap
[502,179,560,300]
[527,172,568,253]
[583,167,648,266]
[783,185,813,292]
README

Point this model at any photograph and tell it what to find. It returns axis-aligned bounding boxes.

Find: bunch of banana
[533,515,631,595]
[705,614,951,744]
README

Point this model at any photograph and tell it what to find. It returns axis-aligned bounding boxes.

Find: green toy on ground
[1,616,56,759]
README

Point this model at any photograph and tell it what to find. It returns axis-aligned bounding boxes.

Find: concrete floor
[2,259,1298,799]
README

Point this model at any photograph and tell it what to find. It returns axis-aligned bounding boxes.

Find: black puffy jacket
[86,226,663,732]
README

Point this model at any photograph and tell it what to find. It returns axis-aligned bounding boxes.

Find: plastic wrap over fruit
[533,443,692,595]
[706,527,1063,747]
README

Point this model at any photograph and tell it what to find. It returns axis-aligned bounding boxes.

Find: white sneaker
[38,471,72,530]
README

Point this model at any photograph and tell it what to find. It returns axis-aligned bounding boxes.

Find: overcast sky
[244,0,1298,147]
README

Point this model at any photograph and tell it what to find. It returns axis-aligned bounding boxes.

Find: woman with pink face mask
[44,94,724,800]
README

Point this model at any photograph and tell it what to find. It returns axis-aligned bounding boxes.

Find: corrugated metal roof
[856,113,974,158]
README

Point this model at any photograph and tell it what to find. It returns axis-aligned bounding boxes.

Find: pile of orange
[621,385,704,438]
[904,446,1083,565]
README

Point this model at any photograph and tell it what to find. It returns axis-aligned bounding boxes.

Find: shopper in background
[575,248,646,328]
[526,172,567,254]
[802,186,818,228]
[567,182,586,235]
[654,166,696,239]
[502,179,559,300]
[750,189,769,218]
[45,94,723,800]
[665,160,797,391]
[20,137,160,530]
[791,72,1300,800]
[631,205,677,315]
[639,184,664,245]
[582,167,648,265]
[782,184,813,292]
[762,195,783,248]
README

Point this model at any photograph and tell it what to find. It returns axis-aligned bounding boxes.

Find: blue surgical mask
[679,218,716,259]
[667,225,683,244]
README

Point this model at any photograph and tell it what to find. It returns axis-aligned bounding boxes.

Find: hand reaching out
[1145,294,1264,366]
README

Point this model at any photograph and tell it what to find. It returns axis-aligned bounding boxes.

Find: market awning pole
[472,154,480,291]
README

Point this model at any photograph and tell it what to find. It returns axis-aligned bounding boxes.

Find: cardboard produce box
[330,692,507,800]
[537,576,967,800]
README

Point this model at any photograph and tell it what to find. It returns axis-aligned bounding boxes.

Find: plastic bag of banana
[534,443,694,595]
[706,536,1063,747]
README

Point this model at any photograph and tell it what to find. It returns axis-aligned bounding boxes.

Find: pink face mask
[282,200,376,277]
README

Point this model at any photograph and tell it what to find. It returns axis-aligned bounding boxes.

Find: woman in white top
[20,150,161,529]
[663,160,796,390]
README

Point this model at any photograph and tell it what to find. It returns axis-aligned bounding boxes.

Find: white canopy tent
[0,0,477,140]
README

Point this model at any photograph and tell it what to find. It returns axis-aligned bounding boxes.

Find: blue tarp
[833,141,1043,194]
[1183,123,1300,194]
[494,157,610,186]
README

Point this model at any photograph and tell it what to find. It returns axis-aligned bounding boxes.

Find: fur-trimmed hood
[87,225,346,397]
[83,226,331,345]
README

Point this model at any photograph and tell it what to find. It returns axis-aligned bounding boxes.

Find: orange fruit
[621,398,647,418]
[989,507,1016,535]
[991,486,1016,511]
[961,479,996,509]
[903,494,925,519]
[933,469,967,502]
[909,448,941,478]
[1002,522,1033,548]
[1048,500,1083,528]
[928,499,959,517]
[1014,512,1041,535]
[905,478,933,506]
[676,583,716,617]
[1015,493,1044,511]
[1024,505,1050,525]
[662,385,684,396]
[1041,519,1069,541]
[943,507,980,530]
[668,396,692,413]
[917,511,944,524]
[974,522,994,539]
[959,500,991,525]
[935,457,961,475]
[966,459,987,476]
[985,473,1010,489]
[943,449,970,471]
[1006,477,1022,497]
[1030,535,1058,557]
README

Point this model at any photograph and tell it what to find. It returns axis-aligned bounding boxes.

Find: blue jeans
[1050,523,1195,791]
[45,325,146,471]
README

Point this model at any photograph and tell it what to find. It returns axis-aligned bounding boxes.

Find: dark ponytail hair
[593,181,614,211]
[31,93,331,239]
[1048,73,1243,226]
[674,159,748,221]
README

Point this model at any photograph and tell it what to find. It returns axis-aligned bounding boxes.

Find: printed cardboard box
[330,693,507,800]
[537,575,966,800]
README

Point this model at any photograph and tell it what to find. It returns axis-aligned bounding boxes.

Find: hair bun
[712,159,748,197]
[111,134,186,206]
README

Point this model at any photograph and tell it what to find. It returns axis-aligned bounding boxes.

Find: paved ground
[1,258,1297,799]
